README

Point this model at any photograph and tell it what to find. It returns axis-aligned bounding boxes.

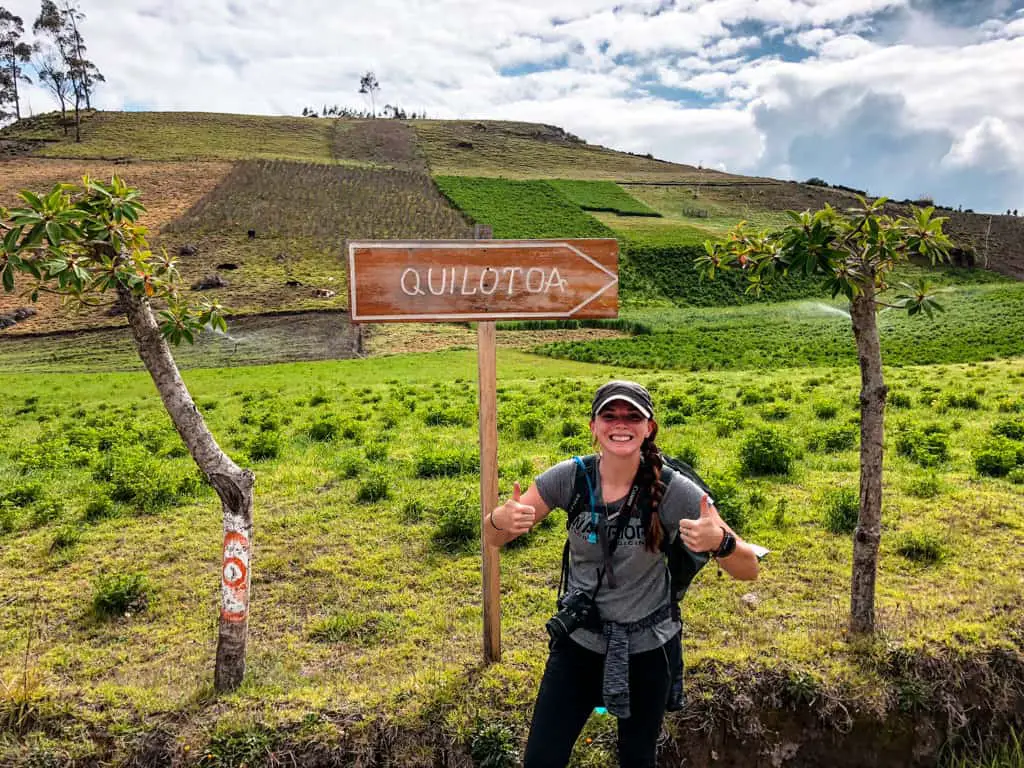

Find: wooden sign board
[347,239,618,322]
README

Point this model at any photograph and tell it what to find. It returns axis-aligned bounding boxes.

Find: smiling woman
[485,379,759,768]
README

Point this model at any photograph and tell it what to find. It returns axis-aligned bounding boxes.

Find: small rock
[247,229,256,240]
[741,592,760,610]
[312,288,336,299]
[273,253,288,263]
[216,263,238,271]
[285,280,302,287]
[191,275,228,291]
[11,307,37,322]
[179,244,198,257]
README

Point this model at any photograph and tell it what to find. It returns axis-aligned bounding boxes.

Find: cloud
[3,0,1023,212]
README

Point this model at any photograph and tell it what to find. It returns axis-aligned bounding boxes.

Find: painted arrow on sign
[347,239,619,322]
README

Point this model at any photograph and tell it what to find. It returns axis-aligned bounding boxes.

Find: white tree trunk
[120,287,255,690]
[848,285,885,635]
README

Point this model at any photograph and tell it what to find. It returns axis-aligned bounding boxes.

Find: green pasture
[433,176,614,239]
[2,111,337,163]
[540,283,1024,371]
[546,180,660,216]
[1,350,1023,764]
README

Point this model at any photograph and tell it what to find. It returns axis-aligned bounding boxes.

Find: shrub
[739,427,795,476]
[812,400,839,420]
[895,530,946,564]
[356,472,390,503]
[1008,468,1024,485]
[97,448,180,512]
[822,488,859,534]
[92,572,150,618]
[336,454,365,479]
[49,525,82,552]
[714,410,746,437]
[974,436,1020,477]
[308,611,399,643]
[992,418,1024,441]
[705,472,747,534]
[432,498,478,551]
[308,419,338,442]
[906,473,941,499]
[889,392,913,409]
[762,404,790,421]
[895,425,949,467]
[558,435,591,455]
[1,482,44,507]
[308,391,330,407]
[248,431,282,461]
[516,415,544,440]
[29,499,64,528]
[339,421,364,442]
[424,406,472,428]
[415,449,478,478]
[401,499,426,523]
[939,391,983,411]
[365,443,388,462]
[807,424,858,453]
[560,420,585,438]
[469,721,520,768]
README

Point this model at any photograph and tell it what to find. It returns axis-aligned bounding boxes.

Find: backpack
[562,454,714,612]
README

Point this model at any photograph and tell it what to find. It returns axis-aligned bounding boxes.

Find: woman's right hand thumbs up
[494,481,536,534]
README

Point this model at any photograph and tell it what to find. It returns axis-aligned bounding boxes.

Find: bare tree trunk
[848,285,885,635]
[120,286,255,691]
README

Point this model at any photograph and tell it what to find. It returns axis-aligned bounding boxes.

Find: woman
[485,380,760,768]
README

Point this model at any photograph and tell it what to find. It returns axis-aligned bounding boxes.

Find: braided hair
[638,421,665,554]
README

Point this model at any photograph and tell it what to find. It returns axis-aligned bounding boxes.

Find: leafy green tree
[0,6,33,121]
[359,71,380,117]
[33,0,104,142]
[700,197,951,635]
[1,177,254,691]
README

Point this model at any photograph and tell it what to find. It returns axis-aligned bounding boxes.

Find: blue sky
[6,0,1024,213]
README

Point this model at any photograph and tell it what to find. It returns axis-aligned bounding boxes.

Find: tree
[34,51,72,132]
[700,198,951,635]
[359,71,380,117]
[1,177,255,691]
[0,6,33,121]
[33,0,104,142]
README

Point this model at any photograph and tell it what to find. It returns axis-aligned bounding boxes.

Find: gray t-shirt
[535,456,710,654]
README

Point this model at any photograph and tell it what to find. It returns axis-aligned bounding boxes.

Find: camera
[545,589,599,646]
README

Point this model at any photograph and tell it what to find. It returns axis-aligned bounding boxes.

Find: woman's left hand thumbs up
[678,494,726,553]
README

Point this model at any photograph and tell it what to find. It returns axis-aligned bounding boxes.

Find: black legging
[523,633,678,768]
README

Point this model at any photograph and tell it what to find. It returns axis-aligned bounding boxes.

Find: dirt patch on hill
[331,119,427,171]
[0,158,235,333]
[0,158,233,228]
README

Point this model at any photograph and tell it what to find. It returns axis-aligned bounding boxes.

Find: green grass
[433,176,614,238]
[538,284,1024,370]
[414,120,729,181]
[4,111,337,162]
[1,351,1023,764]
[546,180,660,216]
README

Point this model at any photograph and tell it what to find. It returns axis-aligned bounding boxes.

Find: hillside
[0,110,1022,340]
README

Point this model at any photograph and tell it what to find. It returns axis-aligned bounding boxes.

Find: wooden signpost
[348,235,619,663]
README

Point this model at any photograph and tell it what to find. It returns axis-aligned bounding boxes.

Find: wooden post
[475,224,501,664]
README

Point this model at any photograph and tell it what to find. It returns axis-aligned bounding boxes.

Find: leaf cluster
[0,175,225,345]
[699,197,953,314]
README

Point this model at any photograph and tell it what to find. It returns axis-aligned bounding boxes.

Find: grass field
[540,283,1024,370]
[1,350,1022,765]
[433,176,615,239]
[546,180,660,216]
[414,120,744,182]
[2,111,337,162]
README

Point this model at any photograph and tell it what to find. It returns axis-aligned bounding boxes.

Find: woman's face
[590,401,652,458]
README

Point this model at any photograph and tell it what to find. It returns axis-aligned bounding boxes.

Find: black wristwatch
[712,527,737,559]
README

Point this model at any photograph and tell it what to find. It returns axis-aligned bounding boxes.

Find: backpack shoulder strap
[558,454,597,597]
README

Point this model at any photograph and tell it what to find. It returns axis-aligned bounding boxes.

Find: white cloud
[2,0,1023,211]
